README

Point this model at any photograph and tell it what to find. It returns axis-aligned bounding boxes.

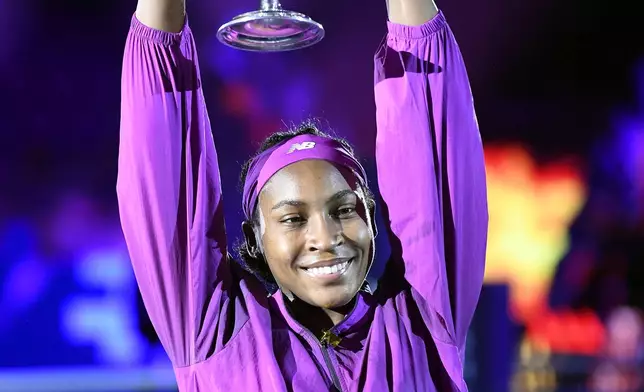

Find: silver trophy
[217,0,324,52]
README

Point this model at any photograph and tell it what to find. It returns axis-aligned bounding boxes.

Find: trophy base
[217,9,325,52]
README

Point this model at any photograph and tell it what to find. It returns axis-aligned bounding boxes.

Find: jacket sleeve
[117,15,232,367]
[374,11,488,349]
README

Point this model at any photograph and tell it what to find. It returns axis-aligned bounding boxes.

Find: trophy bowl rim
[216,9,325,52]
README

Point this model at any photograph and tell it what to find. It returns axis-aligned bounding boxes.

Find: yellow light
[483,145,587,322]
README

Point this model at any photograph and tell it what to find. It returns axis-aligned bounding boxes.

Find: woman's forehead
[261,160,355,204]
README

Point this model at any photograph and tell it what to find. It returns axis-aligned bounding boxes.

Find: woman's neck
[286,296,356,338]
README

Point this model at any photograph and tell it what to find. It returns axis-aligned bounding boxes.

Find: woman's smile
[300,257,355,281]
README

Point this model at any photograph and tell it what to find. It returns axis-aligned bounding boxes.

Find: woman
[117,0,488,390]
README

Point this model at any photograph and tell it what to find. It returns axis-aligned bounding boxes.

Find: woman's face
[257,159,372,310]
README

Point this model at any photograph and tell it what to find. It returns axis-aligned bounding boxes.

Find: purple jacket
[117,10,487,392]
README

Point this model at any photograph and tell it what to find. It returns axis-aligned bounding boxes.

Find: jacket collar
[271,290,371,337]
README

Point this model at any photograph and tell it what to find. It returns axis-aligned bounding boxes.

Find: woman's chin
[313,289,358,310]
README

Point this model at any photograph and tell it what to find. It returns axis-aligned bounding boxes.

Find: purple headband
[242,134,368,220]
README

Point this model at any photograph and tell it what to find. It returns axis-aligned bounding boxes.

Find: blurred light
[512,337,557,392]
[0,366,176,392]
[483,144,587,322]
[527,309,605,355]
[75,250,133,290]
[61,249,143,365]
[61,297,144,365]
[220,83,261,118]
[609,115,644,218]
[605,307,644,361]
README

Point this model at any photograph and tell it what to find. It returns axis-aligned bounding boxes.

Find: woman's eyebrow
[271,189,355,211]
[326,189,356,204]
[271,199,306,211]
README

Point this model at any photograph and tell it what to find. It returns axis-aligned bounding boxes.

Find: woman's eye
[336,207,356,218]
[280,216,304,224]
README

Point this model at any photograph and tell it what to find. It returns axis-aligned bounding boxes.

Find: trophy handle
[217,2,325,52]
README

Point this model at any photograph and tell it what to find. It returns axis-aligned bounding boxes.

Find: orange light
[483,145,587,323]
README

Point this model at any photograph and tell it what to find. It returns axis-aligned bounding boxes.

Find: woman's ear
[241,220,261,258]
[243,220,295,301]
[368,199,378,239]
[355,185,378,239]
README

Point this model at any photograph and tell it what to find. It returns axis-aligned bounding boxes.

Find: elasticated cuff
[130,13,190,46]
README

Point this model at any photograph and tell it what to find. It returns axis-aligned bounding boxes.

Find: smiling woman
[117,0,487,390]
[237,122,376,327]
[238,128,372,264]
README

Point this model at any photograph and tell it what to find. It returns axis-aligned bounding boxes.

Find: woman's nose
[306,214,344,252]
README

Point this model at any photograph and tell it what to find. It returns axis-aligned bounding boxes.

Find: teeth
[305,261,350,277]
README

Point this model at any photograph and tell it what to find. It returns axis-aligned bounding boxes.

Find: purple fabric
[117,10,487,392]
[242,134,368,219]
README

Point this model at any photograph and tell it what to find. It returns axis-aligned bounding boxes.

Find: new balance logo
[287,141,316,154]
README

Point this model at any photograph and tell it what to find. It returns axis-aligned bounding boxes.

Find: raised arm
[374,8,488,350]
[116,3,232,367]
[136,0,185,32]
[386,0,438,26]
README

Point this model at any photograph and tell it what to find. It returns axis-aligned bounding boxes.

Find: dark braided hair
[235,119,374,292]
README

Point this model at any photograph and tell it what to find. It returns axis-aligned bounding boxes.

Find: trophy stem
[260,0,282,11]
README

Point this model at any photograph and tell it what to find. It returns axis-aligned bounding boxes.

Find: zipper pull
[320,329,342,348]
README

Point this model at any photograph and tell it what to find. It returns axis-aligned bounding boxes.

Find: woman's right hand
[136,0,185,32]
